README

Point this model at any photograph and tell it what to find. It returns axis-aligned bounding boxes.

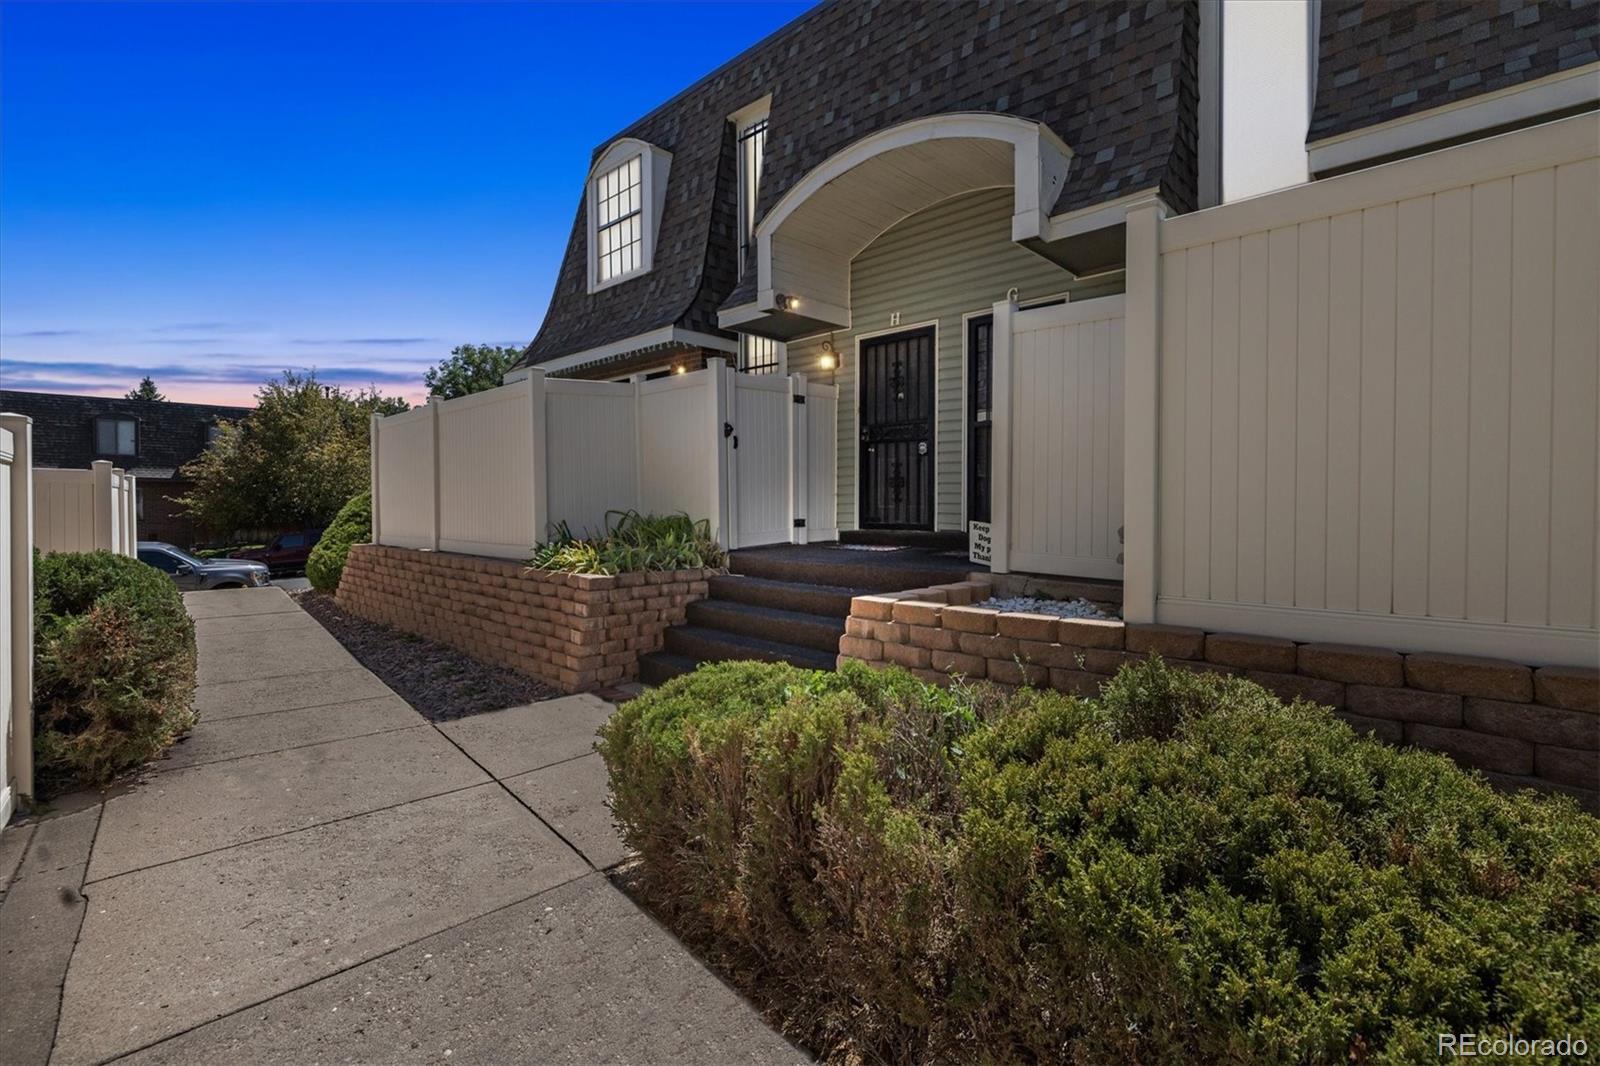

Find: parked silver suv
[137,541,271,591]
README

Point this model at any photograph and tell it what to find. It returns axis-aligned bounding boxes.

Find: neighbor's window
[594,155,644,284]
[739,334,784,375]
[737,116,768,276]
[95,416,137,456]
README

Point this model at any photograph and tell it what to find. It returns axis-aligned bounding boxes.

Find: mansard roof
[520,0,1198,369]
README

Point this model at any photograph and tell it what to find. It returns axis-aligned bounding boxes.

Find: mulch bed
[296,590,560,721]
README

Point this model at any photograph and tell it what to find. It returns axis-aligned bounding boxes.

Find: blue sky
[0,1,809,405]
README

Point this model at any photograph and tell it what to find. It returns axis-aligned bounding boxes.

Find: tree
[126,376,165,401]
[178,370,409,533]
[423,343,522,400]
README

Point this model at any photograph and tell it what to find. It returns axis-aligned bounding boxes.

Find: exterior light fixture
[673,363,687,374]
[818,338,838,371]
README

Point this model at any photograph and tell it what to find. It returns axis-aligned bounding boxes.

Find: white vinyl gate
[991,295,1125,579]
[721,366,839,549]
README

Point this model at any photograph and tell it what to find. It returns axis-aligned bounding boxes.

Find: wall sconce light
[818,337,838,372]
[673,363,687,375]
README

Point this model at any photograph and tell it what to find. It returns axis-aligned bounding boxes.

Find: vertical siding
[1156,148,1600,648]
[786,188,1105,532]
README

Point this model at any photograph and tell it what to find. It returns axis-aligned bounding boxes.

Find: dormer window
[731,97,771,277]
[95,416,136,457]
[586,138,672,293]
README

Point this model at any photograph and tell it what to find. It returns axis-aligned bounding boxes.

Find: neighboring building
[513,0,1596,538]
[0,390,252,548]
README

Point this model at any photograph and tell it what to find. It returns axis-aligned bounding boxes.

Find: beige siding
[786,188,1117,532]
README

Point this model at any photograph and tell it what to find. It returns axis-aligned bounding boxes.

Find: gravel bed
[976,595,1108,619]
[296,591,560,722]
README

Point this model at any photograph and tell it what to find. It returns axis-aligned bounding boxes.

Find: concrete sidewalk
[0,587,800,1065]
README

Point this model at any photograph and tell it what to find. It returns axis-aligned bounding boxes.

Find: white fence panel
[638,370,718,530]
[997,296,1125,580]
[545,379,638,536]
[438,382,536,558]
[1146,114,1598,666]
[374,406,437,549]
[31,461,133,557]
[805,383,839,543]
[370,359,840,556]
[35,470,97,554]
[1,413,37,814]
[727,371,792,548]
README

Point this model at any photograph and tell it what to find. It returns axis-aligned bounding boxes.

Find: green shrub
[529,510,724,575]
[33,551,198,794]
[306,489,370,592]
[599,658,1600,1064]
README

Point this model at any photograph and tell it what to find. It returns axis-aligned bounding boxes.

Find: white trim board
[1308,62,1600,175]
[1155,597,1600,669]
[507,327,738,380]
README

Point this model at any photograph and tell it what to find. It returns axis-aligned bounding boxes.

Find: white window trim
[729,96,772,277]
[737,332,785,375]
[585,137,673,294]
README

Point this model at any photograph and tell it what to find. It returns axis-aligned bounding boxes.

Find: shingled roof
[521,0,1198,368]
[1310,0,1599,144]
[0,390,252,479]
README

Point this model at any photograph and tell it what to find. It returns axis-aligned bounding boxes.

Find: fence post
[427,399,442,551]
[124,475,138,553]
[527,370,548,548]
[369,413,382,548]
[789,373,809,544]
[1122,198,1165,624]
[0,413,35,804]
[989,298,1017,574]
[706,357,731,548]
[91,460,114,552]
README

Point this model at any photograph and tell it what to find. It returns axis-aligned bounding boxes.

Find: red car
[231,529,323,575]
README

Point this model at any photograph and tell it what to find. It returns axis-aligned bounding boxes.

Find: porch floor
[727,542,983,593]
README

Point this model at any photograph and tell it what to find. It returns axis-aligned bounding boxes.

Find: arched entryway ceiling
[721,113,1073,339]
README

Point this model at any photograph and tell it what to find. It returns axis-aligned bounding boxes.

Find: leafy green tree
[177,370,408,533]
[125,376,165,401]
[423,343,522,399]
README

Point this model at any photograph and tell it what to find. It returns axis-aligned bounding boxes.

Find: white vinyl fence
[0,413,36,816]
[1120,113,1598,666]
[33,459,137,557]
[370,358,838,560]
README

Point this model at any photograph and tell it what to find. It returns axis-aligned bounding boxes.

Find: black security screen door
[967,314,993,525]
[859,327,935,529]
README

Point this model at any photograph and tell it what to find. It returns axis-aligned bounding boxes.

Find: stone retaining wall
[840,579,1600,811]
[338,544,714,692]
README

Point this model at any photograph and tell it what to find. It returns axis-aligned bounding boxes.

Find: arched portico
[720,113,1073,338]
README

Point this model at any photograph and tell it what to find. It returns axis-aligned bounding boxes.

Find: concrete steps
[637,544,983,687]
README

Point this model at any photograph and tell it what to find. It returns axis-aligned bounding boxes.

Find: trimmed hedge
[307,489,370,592]
[34,551,198,794]
[599,658,1600,1064]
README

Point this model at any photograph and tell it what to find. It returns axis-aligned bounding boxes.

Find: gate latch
[723,422,734,438]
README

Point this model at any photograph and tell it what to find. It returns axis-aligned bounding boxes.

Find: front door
[859,327,935,529]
